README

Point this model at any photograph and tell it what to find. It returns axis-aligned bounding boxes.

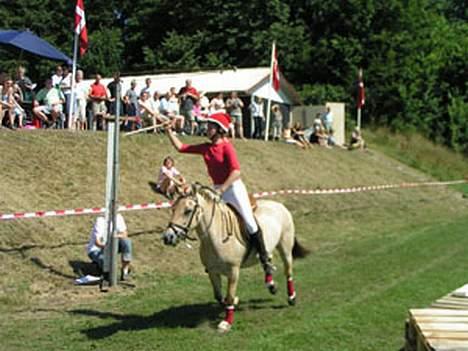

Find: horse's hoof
[217,320,232,333]
[266,281,278,295]
[288,295,296,306]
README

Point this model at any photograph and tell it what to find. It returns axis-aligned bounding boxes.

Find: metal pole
[109,83,121,287]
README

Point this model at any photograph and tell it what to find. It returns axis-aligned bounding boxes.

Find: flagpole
[68,32,79,130]
[357,67,363,130]
[357,107,361,130]
[264,41,275,141]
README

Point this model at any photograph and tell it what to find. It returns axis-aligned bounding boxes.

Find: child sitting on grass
[156,156,185,199]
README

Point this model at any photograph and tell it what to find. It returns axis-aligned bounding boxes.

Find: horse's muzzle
[162,227,179,246]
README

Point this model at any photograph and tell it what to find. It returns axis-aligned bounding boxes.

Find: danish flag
[272,45,280,91]
[75,0,88,56]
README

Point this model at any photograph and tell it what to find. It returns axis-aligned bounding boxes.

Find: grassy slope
[0,129,467,350]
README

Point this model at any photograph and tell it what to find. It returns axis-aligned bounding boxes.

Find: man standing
[226,91,245,139]
[89,74,109,130]
[178,79,199,135]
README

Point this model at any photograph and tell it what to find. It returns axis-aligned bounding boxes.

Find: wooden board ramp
[405,284,468,350]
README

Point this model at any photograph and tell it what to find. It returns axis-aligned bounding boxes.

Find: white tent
[84,67,302,105]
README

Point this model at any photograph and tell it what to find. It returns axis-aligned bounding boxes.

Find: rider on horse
[163,112,275,278]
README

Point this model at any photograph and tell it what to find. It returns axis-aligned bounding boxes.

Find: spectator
[322,106,334,132]
[249,96,264,139]
[15,66,34,105]
[155,156,185,199]
[33,79,65,128]
[291,122,312,149]
[192,99,207,135]
[209,92,225,114]
[271,104,283,141]
[199,91,210,116]
[152,91,161,113]
[349,127,366,150]
[313,113,323,130]
[86,213,133,281]
[60,66,73,126]
[178,79,199,135]
[138,91,163,131]
[226,91,245,139]
[107,72,124,118]
[167,88,185,134]
[283,127,307,149]
[123,79,140,130]
[89,74,109,131]
[1,78,24,129]
[140,77,152,96]
[51,65,64,88]
[72,70,88,131]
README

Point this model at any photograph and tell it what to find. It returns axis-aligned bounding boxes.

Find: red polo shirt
[180,140,240,185]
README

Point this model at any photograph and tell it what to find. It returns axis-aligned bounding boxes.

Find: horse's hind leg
[277,240,297,306]
[217,266,240,333]
[207,271,223,305]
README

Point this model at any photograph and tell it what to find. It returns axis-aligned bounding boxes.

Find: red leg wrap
[224,305,235,325]
[287,278,295,297]
[265,274,273,284]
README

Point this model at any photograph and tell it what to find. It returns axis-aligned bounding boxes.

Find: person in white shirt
[72,70,88,130]
[156,156,185,199]
[86,213,133,280]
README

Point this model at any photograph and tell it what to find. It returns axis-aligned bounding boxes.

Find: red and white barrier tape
[0,180,465,221]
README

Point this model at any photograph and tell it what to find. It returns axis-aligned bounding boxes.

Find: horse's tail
[292,238,310,259]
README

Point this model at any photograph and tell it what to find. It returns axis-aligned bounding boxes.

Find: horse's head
[161,183,202,246]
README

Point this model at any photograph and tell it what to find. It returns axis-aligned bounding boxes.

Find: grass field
[0,129,467,350]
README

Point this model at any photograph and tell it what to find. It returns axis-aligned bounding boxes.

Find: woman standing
[164,112,274,278]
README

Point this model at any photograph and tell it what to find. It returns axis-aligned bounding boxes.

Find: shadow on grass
[71,298,284,339]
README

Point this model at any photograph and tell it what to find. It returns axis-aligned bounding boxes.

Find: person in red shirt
[164,112,274,277]
[89,74,109,130]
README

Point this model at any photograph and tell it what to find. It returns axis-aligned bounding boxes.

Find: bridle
[167,194,200,242]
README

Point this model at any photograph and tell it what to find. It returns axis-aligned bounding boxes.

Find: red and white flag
[357,68,365,109]
[272,44,280,92]
[75,0,88,56]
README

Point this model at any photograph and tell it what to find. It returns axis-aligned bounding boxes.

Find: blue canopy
[0,30,72,65]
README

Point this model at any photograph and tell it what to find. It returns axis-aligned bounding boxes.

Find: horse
[161,183,309,332]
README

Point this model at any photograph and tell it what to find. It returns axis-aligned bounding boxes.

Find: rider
[164,112,275,278]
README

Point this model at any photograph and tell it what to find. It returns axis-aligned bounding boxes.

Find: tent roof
[88,67,302,105]
[0,30,72,64]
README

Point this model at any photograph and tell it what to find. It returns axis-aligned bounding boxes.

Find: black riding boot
[250,227,275,275]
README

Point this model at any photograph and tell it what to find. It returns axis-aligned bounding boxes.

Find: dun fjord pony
[162,183,309,332]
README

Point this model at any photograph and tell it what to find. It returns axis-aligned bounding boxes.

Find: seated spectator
[271,104,283,141]
[33,79,65,128]
[1,78,25,129]
[161,89,185,134]
[291,122,312,149]
[283,127,308,150]
[155,156,185,199]
[349,127,366,150]
[309,124,328,147]
[89,74,109,131]
[138,91,166,132]
[86,213,133,281]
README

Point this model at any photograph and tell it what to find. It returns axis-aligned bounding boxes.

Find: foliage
[0,0,466,152]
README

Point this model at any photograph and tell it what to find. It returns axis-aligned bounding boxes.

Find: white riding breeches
[215,179,258,234]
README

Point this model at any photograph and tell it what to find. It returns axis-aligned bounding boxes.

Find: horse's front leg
[217,266,240,333]
[207,271,223,304]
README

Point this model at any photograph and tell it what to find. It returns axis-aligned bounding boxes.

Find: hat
[206,112,231,133]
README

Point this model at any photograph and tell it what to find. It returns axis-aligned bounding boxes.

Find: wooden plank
[426,338,468,350]
[416,317,468,323]
[423,331,468,340]
[418,323,468,332]
[411,309,468,317]
[431,303,468,310]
